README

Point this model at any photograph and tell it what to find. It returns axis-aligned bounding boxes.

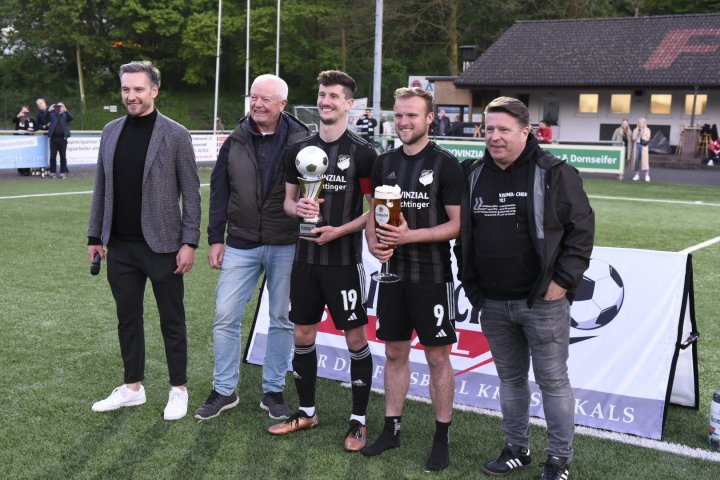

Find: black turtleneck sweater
[471,141,540,300]
[111,109,158,243]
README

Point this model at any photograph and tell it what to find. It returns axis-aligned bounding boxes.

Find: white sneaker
[632,174,640,181]
[92,385,146,412]
[645,174,650,182]
[164,387,189,421]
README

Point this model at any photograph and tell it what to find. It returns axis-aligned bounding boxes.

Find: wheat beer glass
[372,185,402,283]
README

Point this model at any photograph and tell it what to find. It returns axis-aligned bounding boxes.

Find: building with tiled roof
[446,14,720,145]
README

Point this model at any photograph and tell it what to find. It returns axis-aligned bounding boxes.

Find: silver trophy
[295,146,329,238]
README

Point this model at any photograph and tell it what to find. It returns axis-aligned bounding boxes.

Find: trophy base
[371,272,402,283]
[299,221,321,238]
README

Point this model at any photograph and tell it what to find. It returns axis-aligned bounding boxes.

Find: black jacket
[456,135,595,308]
[207,112,309,246]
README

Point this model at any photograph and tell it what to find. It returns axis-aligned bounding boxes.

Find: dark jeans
[480,297,574,460]
[107,240,187,386]
[49,136,68,173]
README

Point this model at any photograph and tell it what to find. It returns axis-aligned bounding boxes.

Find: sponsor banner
[192,134,229,162]
[246,243,697,439]
[0,135,47,169]
[0,133,230,169]
[433,139,624,174]
[67,136,102,165]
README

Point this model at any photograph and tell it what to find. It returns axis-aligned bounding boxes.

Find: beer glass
[372,185,402,283]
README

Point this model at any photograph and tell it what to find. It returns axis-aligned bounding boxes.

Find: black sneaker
[540,455,570,480]
[482,444,532,476]
[194,390,239,420]
[260,391,292,419]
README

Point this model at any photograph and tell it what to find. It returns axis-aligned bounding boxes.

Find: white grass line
[346,384,720,463]
[679,236,720,254]
[0,183,211,201]
[589,194,720,207]
[0,190,93,200]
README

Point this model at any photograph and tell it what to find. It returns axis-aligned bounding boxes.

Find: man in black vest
[195,74,310,421]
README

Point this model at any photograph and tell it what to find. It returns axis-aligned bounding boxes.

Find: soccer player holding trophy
[269,70,377,452]
[362,87,464,471]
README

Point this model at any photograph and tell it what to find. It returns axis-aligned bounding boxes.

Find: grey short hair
[252,74,288,101]
[119,61,161,88]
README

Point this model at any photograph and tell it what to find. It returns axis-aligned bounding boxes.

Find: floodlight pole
[244,0,251,115]
[372,0,383,120]
[276,0,281,76]
[213,0,223,134]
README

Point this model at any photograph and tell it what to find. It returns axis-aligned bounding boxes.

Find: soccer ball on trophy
[295,146,329,179]
[570,258,625,330]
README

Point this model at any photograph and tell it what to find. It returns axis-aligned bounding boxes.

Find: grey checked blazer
[87,111,201,253]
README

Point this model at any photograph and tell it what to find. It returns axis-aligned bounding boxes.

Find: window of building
[610,94,631,114]
[650,94,672,115]
[578,93,599,113]
[684,94,707,115]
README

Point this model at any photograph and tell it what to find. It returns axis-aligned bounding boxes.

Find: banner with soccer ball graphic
[245,244,698,440]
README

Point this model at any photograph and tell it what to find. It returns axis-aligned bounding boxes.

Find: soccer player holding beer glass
[372,184,402,282]
[362,87,464,472]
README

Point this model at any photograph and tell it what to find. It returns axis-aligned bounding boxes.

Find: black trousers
[107,240,187,386]
[49,137,68,173]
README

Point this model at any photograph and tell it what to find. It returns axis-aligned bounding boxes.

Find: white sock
[350,414,366,425]
[300,406,316,416]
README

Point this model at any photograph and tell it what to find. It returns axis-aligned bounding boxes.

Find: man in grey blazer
[87,60,201,421]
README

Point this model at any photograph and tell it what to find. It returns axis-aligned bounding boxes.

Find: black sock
[361,416,401,457]
[292,344,317,408]
[433,420,450,444]
[426,420,451,471]
[350,344,372,416]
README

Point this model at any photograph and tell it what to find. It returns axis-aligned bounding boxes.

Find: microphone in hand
[90,253,102,276]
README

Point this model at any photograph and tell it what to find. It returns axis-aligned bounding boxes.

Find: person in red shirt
[536,121,552,144]
[709,137,720,165]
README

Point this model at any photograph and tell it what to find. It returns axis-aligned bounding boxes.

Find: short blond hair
[394,87,434,115]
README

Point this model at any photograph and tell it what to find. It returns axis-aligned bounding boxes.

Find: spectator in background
[381,116,394,150]
[632,117,651,182]
[449,115,463,137]
[356,109,377,143]
[46,101,73,178]
[708,136,720,166]
[13,106,35,134]
[36,98,50,130]
[13,105,35,176]
[535,120,552,144]
[431,108,452,137]
[612,119,634,180]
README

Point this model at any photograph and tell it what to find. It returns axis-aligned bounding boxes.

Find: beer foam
[374,184,401,199]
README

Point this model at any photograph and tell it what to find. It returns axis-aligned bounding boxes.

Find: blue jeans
[212,244,295,396]
[480,297,574,460]
[634,143,644,172]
